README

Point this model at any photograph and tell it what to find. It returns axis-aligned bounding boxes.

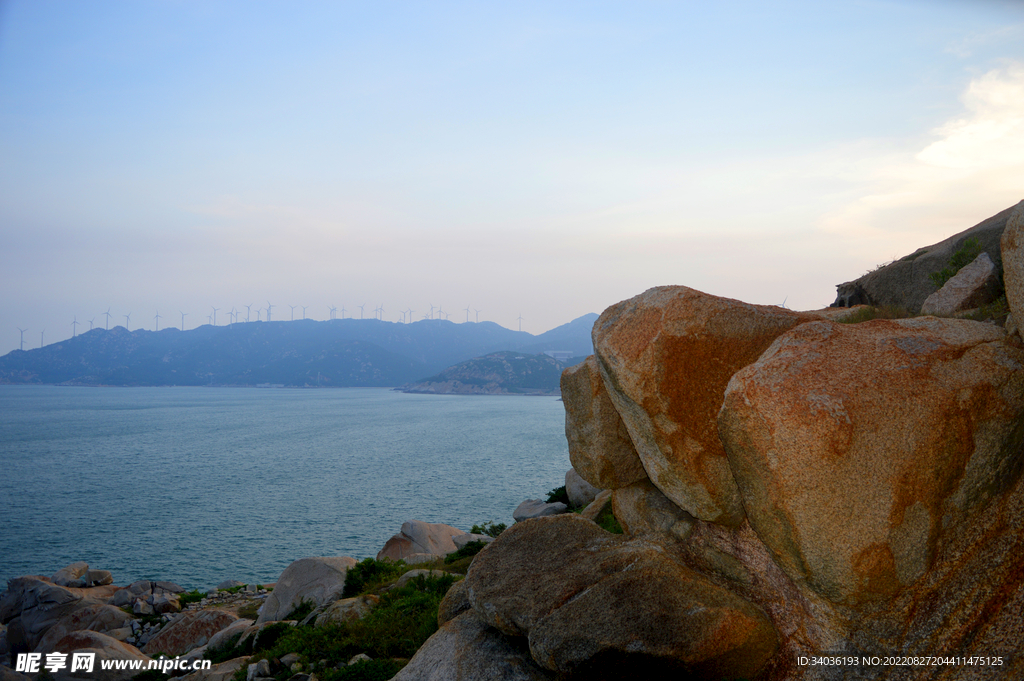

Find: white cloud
[818,62,1024,258]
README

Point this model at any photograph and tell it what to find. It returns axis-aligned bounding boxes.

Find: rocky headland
[3,201,1023,680]
[401,351,582,396]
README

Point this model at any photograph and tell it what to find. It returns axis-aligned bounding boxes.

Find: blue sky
[2,1,1023,352]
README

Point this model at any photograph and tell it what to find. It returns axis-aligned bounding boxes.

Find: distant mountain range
[0,314,598,387]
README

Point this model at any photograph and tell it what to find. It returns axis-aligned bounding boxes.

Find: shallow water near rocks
[0,385,569,590]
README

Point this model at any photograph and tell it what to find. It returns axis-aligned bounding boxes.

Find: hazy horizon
[3,1,1024,354]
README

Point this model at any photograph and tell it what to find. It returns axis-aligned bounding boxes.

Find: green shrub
[929,237,983,288]
[230,575,454,681]
[470,521,507,538]
[284,599,316,622]
[178,589,205,606]
[837,305,914,324]
[594,504,624,534]
[444,540,487,564]
[545,485,570,505]
[236,600,261,620]
[342,557,408,598]
[253,621,293,652]
[219,585,245,594]
[962,295,1010,323]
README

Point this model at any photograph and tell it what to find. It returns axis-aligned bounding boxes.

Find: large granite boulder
[611,478,694,543]
[34,603,133,653]
[204,617,253,653]
[50,630,151,681]
[50,564,90,589]
[1003,200,1024,328]
[376,521,464,562]
[314,595,379,627]
[592,285,813,526]
[512,499,567,522]
[832,203,1015,311]
[393,612,556,681]
[564,468,601,508]
[719,317,1024,606]
[560,356,647,489]
[0,578,102,653]
[256,557,357,624]
[920,251,1001,315]
[142,609,238,656]
[467,514,778,678]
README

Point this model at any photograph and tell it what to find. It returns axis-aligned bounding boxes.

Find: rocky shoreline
[3,202,1023,680]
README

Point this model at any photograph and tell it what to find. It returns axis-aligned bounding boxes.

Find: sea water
[0,385,570,589]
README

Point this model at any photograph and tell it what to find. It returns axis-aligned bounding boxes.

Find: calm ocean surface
[0,386,570,590]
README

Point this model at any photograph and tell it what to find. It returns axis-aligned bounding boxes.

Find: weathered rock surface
[593,285,814,526]
[437,578,471,626]
[0,578,103,653]
[34,603,133,653]
[392,612,556,681]
[719,317,1024,606]
[256,557,357,624]
[204,617,253,653]
[512,499,567,522]
[451,533,493,550]
[143,609,238,656]
[920,251,1001,315]
[564,468,601,508]
[50,563,90,588]
[51,630,151,681]
[1003,200,1024,328]
[376,521,464,562]
[314,595,379,627]
[832,203,1014,311]
[611,478,694,543]
[560,356,647,489]
[467,514,778,678]
[578,489,612,521]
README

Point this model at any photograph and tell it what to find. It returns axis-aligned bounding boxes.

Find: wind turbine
[154,311,161,331]
[266,302,273,322]
[245,304,253,323]
[289,304,296,321]
[103,308,112,330]
[475,309,481,323]
[207,314,212,325]
[518,314,523,332]
[17,327,26,351]
[40,330,44,348]
[406,308,414,323]
[180,311,188,331]
[124,313,131,331]
[340,306,346,319]
[358,303,365,319]
[428,303,435,320]
[88,318,95,330]
[377,304,384,320]
[257,309,262,322]
[437,305,445,320]
[464,305,470,323]
[71,316,79,337]
[301,305,308,320]
[211,307,219,326]
[328,305,337,320]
